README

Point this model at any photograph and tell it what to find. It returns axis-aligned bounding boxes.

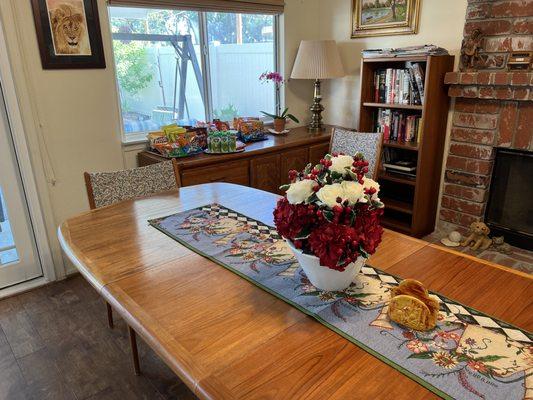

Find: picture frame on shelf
[30,0,106,69]
[351,0,421,38]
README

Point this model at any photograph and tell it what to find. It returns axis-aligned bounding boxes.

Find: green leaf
[347,169,358,180]
[407,352,435,359]
[323,210,334,222]
[279,184,290,191]
[475,355,508,362]
[456,354,470,362]
[307,193,319,204]
[260,111,277,119]
[295,226,311,240]
[349,209,356,226]
[330,171,342,180]
[303,163,312,175]
[359,247,369,259]
[301,290,324,297]
[280,107,289,118]
[286,113,300,123]
[344,292,372,298]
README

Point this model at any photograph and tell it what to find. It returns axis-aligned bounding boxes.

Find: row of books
[373,63,425,105]
[376,108,422,143]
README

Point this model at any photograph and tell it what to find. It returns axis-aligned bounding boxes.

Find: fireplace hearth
[485,148,532,250]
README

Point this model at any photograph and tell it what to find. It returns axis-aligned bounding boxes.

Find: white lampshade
[291,40,345,80]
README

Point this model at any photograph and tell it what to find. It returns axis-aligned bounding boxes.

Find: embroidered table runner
[149,204,532,400]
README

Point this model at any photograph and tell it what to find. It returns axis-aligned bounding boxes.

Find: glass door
[0,82,42,288]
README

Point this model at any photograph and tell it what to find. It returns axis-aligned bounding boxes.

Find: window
[109,7,278,138]
[206,12,276,122]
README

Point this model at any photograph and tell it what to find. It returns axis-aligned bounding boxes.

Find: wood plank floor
[0,275,197,400]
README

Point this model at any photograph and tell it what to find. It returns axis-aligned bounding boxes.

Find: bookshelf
[359,55,454,237]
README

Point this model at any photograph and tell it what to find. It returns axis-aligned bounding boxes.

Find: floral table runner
[149,204,532,400]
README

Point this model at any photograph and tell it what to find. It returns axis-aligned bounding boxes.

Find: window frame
[108,7,281,144]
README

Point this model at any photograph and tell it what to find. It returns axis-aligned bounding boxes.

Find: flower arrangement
[259,71,299,131]
[259,71,284,85]
[274,153,384,272]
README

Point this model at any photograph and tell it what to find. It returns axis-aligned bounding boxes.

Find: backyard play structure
[112,32,205,122]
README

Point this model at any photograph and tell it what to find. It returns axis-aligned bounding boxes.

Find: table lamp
[290,40,345,132]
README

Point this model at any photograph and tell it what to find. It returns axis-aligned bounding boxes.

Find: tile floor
[0,275,197,400]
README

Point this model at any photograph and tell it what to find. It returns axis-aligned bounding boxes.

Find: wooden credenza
[138,126,332,194]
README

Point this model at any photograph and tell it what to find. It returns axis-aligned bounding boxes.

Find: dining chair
[329,128,383,179]
[84,159,181,209]
[84,159,180,374]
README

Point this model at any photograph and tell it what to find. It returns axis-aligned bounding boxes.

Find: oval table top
[58,183,532,400]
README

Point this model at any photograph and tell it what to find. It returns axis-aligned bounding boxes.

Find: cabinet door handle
[209,177,226,182]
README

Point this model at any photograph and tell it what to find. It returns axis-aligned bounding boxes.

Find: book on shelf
[373,64,425,105]
[386,169,417,179]
[376,108,422,143]
[362,45,449,58]
[382,148,417,179]
[383,161,417,172]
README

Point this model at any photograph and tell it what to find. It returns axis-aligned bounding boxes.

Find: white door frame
[0,19,55,295]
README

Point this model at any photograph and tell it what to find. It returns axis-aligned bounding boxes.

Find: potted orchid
[259,71,299,132]
[274,153,385,291]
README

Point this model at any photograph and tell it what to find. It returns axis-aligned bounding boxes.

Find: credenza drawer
[181,160,250,187]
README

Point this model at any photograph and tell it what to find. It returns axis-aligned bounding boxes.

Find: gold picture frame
[351,0,421,38]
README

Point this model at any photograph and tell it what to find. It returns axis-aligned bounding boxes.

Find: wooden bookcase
[358,55,454,238]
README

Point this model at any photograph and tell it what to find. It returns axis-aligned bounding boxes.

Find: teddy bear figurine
[461,221,492,251]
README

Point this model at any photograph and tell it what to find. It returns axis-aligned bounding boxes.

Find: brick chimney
[439,0,532,228]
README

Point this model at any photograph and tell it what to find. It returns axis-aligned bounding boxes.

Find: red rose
[308,222,360,271]
[273,197,318,241]
[353,205,384,255]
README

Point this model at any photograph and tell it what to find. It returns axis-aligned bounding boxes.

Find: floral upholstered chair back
[84,160,180,209]
[330,128,383,179]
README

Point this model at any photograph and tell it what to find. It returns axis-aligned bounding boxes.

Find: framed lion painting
[30,0,105,69]
[351,0,421,38]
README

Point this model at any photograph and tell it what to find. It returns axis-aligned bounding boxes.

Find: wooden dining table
[58,183,532,400]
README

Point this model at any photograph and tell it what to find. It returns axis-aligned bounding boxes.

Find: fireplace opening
[485,148,533,251]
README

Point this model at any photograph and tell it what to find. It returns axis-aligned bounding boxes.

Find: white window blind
[107,0,284,14]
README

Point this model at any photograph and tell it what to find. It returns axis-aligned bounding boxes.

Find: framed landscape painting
[352,0,421,38]
[30,0,105,69]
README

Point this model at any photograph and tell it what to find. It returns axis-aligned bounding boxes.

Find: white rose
[329,155,354,176]
[361,178,381,202]
[341,181,364,205]
[286,179,316,204]
[316,183,344,208]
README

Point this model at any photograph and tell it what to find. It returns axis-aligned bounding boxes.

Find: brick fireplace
[439,0,532,229]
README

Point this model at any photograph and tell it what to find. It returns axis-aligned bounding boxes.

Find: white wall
[317,0,468,128]
[282,0,321,126]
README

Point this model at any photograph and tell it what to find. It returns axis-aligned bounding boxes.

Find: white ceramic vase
[285,239,366,291]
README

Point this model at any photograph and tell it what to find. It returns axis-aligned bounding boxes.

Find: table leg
[106,302,114,329]
[128,326,141,375]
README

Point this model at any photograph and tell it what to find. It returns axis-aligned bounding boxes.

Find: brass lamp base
[308,79,325,132]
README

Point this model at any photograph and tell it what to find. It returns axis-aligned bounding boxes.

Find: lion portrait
[49,3,91,55]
